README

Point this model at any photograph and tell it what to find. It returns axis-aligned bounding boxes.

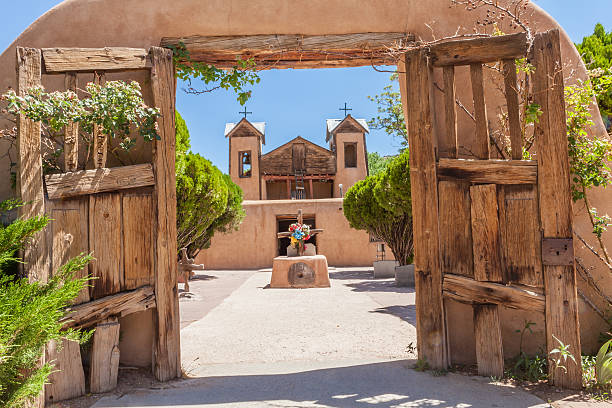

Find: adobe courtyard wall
[0,0,609,364]
[196,198,392,269]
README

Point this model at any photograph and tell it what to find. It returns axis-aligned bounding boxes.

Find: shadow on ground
[93,360,545,408]
[371,305,417,325]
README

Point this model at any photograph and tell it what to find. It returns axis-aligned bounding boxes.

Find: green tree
[344,150,413,265]
[367,152,394,176]
[367,73,407,147]
[576,23,612,123]
[175,113,245,258]
[0,201,92,408]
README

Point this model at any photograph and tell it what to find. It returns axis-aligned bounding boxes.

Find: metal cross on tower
[239,106,253,119]
[339,102,352,117]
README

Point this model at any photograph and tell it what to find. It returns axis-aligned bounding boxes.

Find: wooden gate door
[16,46,181,398]
[404,29,582,389]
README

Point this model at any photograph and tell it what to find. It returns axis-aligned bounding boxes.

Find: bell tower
[226,118,265,200]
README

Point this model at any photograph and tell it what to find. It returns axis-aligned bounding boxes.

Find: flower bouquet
[288,222,311,256]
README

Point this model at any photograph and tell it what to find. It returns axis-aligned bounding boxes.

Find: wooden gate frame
[404,29,582,389]
[16,45,181,399]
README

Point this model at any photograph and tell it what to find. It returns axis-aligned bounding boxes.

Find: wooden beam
[429,32,528,67]
[160,33,414,69]
[470,184,503,282]
[438,180,473,278]
[150,46,181,382]
[470,63,490,159]
[61,286,155,330]
[42,47,150,73]
[92,72,107,169]
[473,304,504,378]
[533,29,582,389]
[64,73,79,171]
[441,66,458,159]
[404,48,447,369]
[264,174,335,181]
[443,274,545,312]
[45,163,155,199]
[503,58,523,160]
[437,158,537,184]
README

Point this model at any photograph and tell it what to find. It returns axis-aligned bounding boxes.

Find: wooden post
[404,48,447,369]
[45,339,86,403]
[473,304,504,378]
[150,46,181,381]
[441,66,458,159]
[17,47,48,408]
[64,73,79,171]
[532,29,582,389]
[90,318,120,393]
[286,178,291,199]
[470,63,490,159]
[92,72,107,169]
[309,179,314,199]
[470,184,502,282]
[503,59,523,160]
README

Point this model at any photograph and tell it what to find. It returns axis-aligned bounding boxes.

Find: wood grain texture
[532,29,582,389]
[49,199,90,304]
[61,285,155,329]
[64,73,79,171]
[470,63,490,159]
[42,47,150,72]
[498,185,543,286]
[441,66,458,159]
[45,338,85,403]
[122,194,154,290]
[161,33,414,69]
[443,274,545,312]
[470,184,502,282]
[429,32,528,67]
[150,47,181,381]
[90,318,120,393]
[502,59,523,160]
[261,137,335,175]
[437,158,537,184]
[473,304,504,377]
[89,193,122,299]
[438,180,473,278]
[17,47,49,285]
[45,164,155,199]
[404,48,447,369]
[92,72,107,169]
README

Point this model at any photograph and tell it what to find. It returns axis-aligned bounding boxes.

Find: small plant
[413,359,430,372]
[596,340,612,385]
[549,335,577,375]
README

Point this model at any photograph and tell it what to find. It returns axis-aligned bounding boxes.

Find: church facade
[196,115,394,269]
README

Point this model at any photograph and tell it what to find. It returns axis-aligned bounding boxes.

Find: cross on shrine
[339,102,352,117]
[239,106,252,119]
[277,209,324,256]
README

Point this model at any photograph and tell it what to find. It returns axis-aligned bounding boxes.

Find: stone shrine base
[270,255,330,288]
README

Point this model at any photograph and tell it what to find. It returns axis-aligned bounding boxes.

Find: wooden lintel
[45,163,155,199]
[429,32,528,67]
[160,33,414,69]
[42,47,151,73]
[443,274,545,312]
[60,285,155,330]
[437,159,537,185]
[264,174,335,181]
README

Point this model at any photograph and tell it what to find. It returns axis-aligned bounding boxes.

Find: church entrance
[276,214,317,256]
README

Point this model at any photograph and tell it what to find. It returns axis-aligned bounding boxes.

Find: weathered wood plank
[92,72,107,169]
[470,184,502,282]
[429,32,528,67]
[89,193,122,299]
[503,59,523,160]
[150,47,181,381]
[533,29,582,389]
[498,185,543,286]
[122,194,154,290]
[161,33,414,69]
[90,317,120,393]
[438,180,473,278]
[64,73,79,171]
[441,66,458,159]
[473,304,504,377]
[404,48,447,369]
[42,48,150,73]
[470,63,490,159]
[49,199,90,304]
[443,274,545,312]
[61,286,155,329]
[45,163,155,199]
[437,158,537,184]
[45,338,85,403]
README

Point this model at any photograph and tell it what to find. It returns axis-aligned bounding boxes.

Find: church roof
[224,119,266,144]
[325,115,369,142]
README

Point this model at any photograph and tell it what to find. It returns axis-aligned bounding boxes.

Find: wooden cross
[339,102,352,117]
[239,106,252,119]
[277,209,324,256]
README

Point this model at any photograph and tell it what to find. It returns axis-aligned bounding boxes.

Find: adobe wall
[229,136,261,200]
[0,0,609,363]
[196,198,392,269]
[333,132,368,198]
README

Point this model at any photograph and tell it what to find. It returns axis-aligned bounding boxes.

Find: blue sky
[1,1,610,171]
